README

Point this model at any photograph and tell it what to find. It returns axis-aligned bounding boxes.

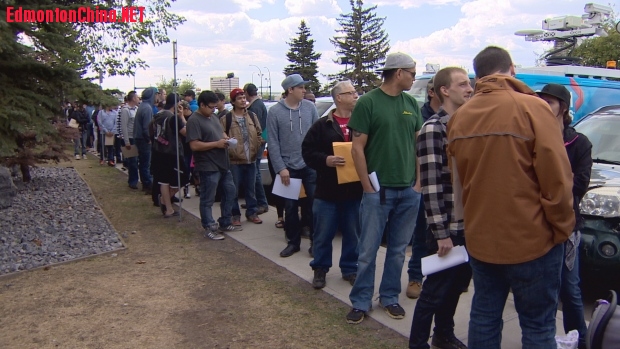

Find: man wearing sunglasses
[346,52,424,324]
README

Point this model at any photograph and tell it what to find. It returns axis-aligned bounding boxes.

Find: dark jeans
[409,236,472,349]
[74,128,87,155]
[284,166,316,248]
[268,154,285,218]
[310,198,361,276]
[135,138,152,187]
[114,136,122,163]
[255,144,268,208]
[468,243,564,349]
[123,139,138,187]
[559,235,587,342]
[198,170,235,230]
[408,200,428,282]
[230,163,257,217]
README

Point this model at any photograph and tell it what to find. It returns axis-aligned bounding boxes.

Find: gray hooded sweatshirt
[267,98,318,173]
[133,87,157,140]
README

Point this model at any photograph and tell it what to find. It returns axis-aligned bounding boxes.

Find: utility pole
[263,66,271,100]
[249,65,262,96]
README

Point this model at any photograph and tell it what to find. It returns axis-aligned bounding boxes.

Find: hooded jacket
[302,110,363,202]
[267,98,318,173]
[134,87,157,140]
[447,75,574,264]
[220,110,262,164]
[563,126,592,231]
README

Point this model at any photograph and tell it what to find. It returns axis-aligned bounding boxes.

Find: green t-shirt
[347,88,423,187]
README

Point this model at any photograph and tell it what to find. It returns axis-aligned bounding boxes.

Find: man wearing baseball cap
[267,74,319,258]
[346,52,424,324]
[183,89,198,112]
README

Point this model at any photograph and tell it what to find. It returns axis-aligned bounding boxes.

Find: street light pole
[252,72,255,85]
[249,65,262,97]
[263,66,271,100]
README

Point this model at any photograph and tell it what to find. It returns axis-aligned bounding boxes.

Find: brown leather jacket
[220,110,262,165]
[447,75,574,264]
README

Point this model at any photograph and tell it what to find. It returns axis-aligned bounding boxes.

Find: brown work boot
[406,281,422,299]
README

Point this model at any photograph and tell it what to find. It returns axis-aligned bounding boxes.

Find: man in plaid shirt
[408,67,473,349]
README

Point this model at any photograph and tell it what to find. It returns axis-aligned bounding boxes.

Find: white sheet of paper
[421,245,469,276]
[227,138,238,149]
[369,172,380,192]
[272,174,302,200]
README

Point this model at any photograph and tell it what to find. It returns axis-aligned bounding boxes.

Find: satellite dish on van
[515,29,544,36]
[616,21,620,34]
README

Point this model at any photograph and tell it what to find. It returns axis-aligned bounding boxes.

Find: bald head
[304,93,316,103]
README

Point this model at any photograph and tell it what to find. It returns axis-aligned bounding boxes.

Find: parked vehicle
[573,105,620,271]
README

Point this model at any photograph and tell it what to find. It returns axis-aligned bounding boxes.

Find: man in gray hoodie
[133,87,157,193]
[267,74,319,257]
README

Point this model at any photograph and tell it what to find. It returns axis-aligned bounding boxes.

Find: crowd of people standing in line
[65,45,593,349]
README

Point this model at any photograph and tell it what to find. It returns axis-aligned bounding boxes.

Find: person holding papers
[346,53,424,324]
[301,80,362,290]
[267,74,319,258]
[408,67,473,349]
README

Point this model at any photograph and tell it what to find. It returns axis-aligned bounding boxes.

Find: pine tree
[283,20,322,94]
[330,0,390,92]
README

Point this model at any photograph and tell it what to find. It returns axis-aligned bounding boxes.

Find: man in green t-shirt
[346,52,424,324]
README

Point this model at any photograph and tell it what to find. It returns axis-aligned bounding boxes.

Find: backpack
[225,110,258,136]
[152,111,179,155]
[586,290,620,349]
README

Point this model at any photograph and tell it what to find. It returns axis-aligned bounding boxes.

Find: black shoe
[240,203,247,209]
[342,274,356,286]
[279,244,300,258]
[312,269,327,289]
[129,184,138,189]
[159,195,166,215]
[430,333,467,349]
[171,196,181,203]
[383,303,405,319]
[346,308,366,324]
[308,242,313,257]
[301,226,311,239]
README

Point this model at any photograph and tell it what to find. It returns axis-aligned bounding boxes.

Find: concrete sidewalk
[168,193,566,348]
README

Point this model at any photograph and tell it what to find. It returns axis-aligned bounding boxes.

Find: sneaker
[183,185,191,199]
[342,274,356,286]
[346,308,366,324]
[257,206,269,215]
[218,224,242,233]
[247,214,262,224]
[99,160,105,165]
[406,281,423,299]
[382,303,406,319]
[82,154,87,160]
[75,154,80,160]
[430,333,467,349]
[232,215,242,226]
[108,161,115,167]
[312,269,327,289]
[204,230,225,240]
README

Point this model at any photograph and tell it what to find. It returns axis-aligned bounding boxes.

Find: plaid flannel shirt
[417,108,464,240]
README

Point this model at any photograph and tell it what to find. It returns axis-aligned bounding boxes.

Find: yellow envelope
[333,142,360,184]
[299,184,307,199]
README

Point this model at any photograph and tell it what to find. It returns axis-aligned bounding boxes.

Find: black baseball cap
[537,84,571,106]
[183,89,196,98]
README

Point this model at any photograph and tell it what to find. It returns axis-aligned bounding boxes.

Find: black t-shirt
[185,111,229,172]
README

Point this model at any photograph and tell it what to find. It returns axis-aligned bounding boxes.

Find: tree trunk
[20,164,31,182]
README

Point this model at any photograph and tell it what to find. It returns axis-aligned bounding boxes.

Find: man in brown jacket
[221,88,263,225]
[447,46,574,349]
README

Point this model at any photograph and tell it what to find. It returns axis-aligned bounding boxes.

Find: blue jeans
[254,144,268,208]
[135,138,152,187]
[468,243,564,349]
[409,236,472,349]
[230,163,258,217]
[310,198,361,276]
[408,199,428,282]
[284,166,316,248]
[123,139,139,187]
[559,236,587,342]
[74,128,87,155]
[349,187,421,311]
[198,170,235,230]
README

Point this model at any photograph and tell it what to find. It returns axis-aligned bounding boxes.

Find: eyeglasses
[402,69,416,80]
[339,91,358,96]
[206,105,217,110]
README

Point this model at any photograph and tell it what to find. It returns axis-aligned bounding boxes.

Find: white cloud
[369,0,462,9]
[284,0,342,16]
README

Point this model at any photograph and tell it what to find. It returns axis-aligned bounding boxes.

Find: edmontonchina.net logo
[6,6,145,23]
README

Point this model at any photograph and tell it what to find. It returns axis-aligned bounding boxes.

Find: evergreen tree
[283,20,322,94]
[330,0,390,92]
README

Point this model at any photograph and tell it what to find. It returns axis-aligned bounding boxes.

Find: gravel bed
[0,167,124,275]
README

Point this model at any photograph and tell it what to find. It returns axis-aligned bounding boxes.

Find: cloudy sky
[100,0,594,95]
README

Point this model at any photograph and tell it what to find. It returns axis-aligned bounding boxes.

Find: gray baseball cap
[376,52,417,71]
[281,74,310,90]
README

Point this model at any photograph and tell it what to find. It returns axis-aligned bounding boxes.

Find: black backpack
[152,111,179,155]
[586,290,620,349]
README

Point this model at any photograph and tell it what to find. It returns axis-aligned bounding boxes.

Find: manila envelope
[332,142,360,184]
[104,134,115,146]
